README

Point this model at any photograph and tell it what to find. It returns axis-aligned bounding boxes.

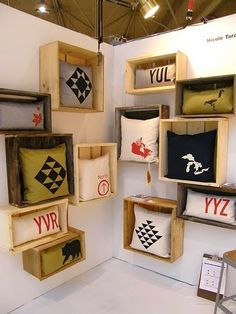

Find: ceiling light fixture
[98,0,160,50]
[139,0,159,19]
[36,0,49,14]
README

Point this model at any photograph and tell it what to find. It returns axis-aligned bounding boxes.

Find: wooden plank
[125,52,187,95]
[177,183,236,230]
[123,197,183,263]
[5,134,74,207]
[22,227,85,280]
[40,41,104,113]
[159,118,228,187]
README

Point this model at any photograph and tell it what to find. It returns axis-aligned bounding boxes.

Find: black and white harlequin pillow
[167,129,217,182]
[60,61,93,108]
[130,204,171,258]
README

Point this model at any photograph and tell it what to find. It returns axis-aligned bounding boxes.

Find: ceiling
[1,0,236,44]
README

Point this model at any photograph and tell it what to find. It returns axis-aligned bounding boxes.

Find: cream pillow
[12,205,60,246]
[120,116,159,162]
[130,204,171,258]
[135,63,176,88]
[184,189,236,225]
[79,153,111,201]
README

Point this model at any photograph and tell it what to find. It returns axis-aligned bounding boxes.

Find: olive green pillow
[19,144,69,204]
[41,237,81,276]
[182,86,233,114]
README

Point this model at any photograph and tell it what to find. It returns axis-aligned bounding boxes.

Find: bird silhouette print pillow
[166,129,217,182]
[119,116,159,162]
[130,204,171,258]
[182,86,233,115]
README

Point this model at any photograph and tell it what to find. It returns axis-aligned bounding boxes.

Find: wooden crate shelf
[72,143,117,204]
[40,41,104,113]
[177,183,236,230]
[23,227,85,280]
[123,196,184,263]
[159,118,228,187]
[0,198,68,253]
[175,74,236,117]
[125,51,187,95]
[0,88,51,134]
[5,133,74,207]
[115,104,169,161]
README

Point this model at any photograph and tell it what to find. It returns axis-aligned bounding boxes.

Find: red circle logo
[98,179,110,196]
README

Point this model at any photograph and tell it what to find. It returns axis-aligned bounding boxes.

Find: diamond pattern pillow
[130,204,171,258]
[19,144,69,204]
[60,61,93,108]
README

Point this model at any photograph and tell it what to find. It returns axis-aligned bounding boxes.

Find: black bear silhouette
[62,239,81,264]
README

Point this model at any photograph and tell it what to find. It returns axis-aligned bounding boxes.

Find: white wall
[1,3,236,312]
[112,14,236,285]
[0,4,114,314]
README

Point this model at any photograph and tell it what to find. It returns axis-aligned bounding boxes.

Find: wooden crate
[5,133,74,207]
[125,51,187,95]
[123,196,184,263]
[115,104,169,161]
[175,74,236,117]
[0,198,68,253]
[177,183,236,230]
[159,118,228,186]
[40,41,104,113]
[72,143,117,204]
[0,88,51,134]
[22,227,85,280]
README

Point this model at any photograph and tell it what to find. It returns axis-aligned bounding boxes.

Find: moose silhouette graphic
[131,137,152,158]
[62,239,81,264]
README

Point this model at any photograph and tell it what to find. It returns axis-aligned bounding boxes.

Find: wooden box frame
[175,74,236,117]
[123,196,184,263]
[22,227,85,280]
[177,183,236,230]
[159,118,228,187]
[0,198,68,253]
[72,143,117,204]
[125,51,187,95]
[0,88,51,134]
[40,41,104,113]
[5,133,74,207]
[115,104,169,162]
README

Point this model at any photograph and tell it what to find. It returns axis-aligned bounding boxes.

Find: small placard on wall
[197,253,227,301]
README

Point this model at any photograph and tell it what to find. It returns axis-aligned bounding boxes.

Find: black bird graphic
[204,89,224,111]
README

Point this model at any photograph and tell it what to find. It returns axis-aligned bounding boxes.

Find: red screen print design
[131,137,152,158]
[204,197,230,217]
[97,174,110,196]
[33,211,59,234]
[32,106,43,127]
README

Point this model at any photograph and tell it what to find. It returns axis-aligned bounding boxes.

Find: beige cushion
[12,205,60,246]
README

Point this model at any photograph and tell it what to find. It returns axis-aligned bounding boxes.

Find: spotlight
[139,0,159,19]
[36,0,49,14]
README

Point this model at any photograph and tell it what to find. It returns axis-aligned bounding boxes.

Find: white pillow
[12,205,60,246]
[0,101,44,130]
[79,153,111,201]
[135,63,176,89]
[120,116,159,163]
[60,61,93,108]
[184,189,236,225]
[130,204,171,258]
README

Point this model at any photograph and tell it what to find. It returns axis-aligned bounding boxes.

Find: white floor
[9,258,226,314]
